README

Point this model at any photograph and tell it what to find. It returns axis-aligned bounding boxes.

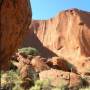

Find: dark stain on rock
[79,22,84,25]
[0,0,3,8]
[11,0,17,8]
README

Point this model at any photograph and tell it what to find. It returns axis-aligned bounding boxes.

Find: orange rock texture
[22,9,90,74]
[39,69,82,89]
[23,9,90,59]
[0,0,32,69]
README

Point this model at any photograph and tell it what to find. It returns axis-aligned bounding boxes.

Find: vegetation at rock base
[0,69,90,90]
[0,47,90,90]
[79,87,90,90]
[30,79,69,90]
[0,70,23,90]
[18,47,39,56]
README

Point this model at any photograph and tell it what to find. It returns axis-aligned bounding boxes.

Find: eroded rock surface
[0,0,32,69]
[39,69,82,89]
[12,53,50,79]
[23,8,90,74]
[24,9,90,58]
[31,56,50,72]
[47,57,69,71]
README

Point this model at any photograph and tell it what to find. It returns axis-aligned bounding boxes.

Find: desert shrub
[30,79,51,90]
[1,70,23,90]
[18,47,39,56]
[1,69,38,90]
[30,79,68,90]
[79,87,90,90]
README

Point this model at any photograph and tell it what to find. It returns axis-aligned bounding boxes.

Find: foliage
[18,47,39,56]
[30,79,68,90]
[1,70,89,90]
[1,70,23,90]
[79,87,90,90]
[30,79,51,90]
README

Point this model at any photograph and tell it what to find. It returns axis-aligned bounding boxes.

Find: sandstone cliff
[0,0,32,69]
[22,9,90,75]
[23,9,90,60]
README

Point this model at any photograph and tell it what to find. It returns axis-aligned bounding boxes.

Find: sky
[30,0,90,20]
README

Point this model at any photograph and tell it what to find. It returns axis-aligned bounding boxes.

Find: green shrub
[18,47,39,56]
[30,79,51,90]
[30,79,68,90]
[1,69,38,90]
[1,70,23,90]
[79,87,90,90]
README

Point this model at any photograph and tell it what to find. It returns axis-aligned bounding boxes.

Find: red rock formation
[0,0,32,70]
[47,57,69,71]
[23,9,90,58]
[31,56,50,72]
[22,9,90,74]
[12,53,49,79]
[39,69,82,89]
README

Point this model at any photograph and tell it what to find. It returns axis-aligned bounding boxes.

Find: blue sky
[30,0,90,20]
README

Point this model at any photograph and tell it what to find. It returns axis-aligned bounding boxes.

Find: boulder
[47,57,69,71]
[39,69,82,89]
[31,56,50,72]
[0,0,32,70]
[12,53,49,79]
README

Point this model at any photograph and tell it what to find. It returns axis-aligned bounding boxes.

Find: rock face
[23,9,90,59]
[0,0,32,69]
[22,9,90,74]
[39,69,82,89]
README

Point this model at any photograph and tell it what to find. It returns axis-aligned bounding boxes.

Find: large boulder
[0,0,32,70]
[39,69,82,89]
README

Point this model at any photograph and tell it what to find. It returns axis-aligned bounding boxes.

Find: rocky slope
[22,9,90,74]
[0,0,32,70]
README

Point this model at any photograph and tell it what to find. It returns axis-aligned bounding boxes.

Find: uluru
[22,8,90,76]
[23,9,90,59]
[0,0,90,90]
